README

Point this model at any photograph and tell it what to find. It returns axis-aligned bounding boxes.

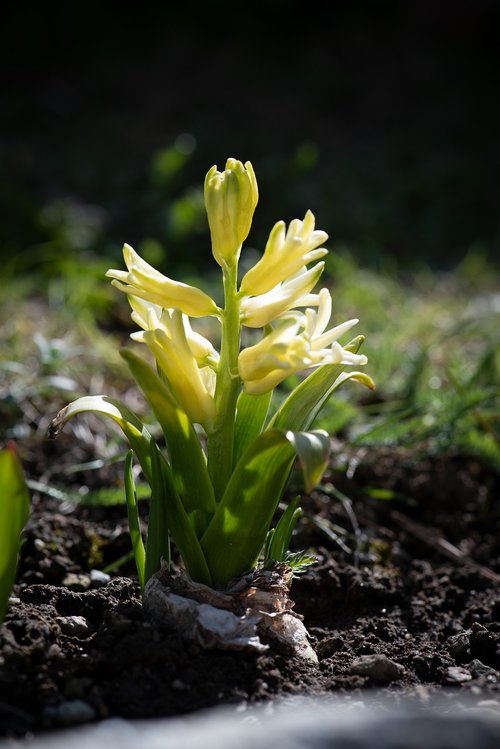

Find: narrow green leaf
[148,442,212,586]
[265,495,302,563]
[201,429,331,587]
[48,395,154,484]
[48,393,212,585]
[233,390,273,468]
[268,336,373,432]
[121,349,215,535]
[144,442,171,583]
[123,451,146,590]
[0,445,30,624]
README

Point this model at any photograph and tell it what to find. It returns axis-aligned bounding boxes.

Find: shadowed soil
[1,442,499,737]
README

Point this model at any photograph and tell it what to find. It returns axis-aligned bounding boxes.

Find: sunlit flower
[106,244,219,318]
[131,305,216,428]
[238,288,368,394]
[240,263,324,328]
[128,296,219,368]
[204,158,258,267]
[240,210,328,296]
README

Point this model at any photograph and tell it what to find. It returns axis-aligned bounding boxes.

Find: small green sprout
[0,443,30,624]
[50,159,374,590]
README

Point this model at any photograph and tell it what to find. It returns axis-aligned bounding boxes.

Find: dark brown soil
[1,439,499,737]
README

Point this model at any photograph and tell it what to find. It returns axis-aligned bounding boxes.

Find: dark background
[1,0,499,276]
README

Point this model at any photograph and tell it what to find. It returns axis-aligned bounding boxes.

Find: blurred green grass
[1,243,498,479]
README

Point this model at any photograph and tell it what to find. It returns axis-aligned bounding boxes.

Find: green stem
[207,261,241,501]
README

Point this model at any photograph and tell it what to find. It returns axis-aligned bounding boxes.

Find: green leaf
[233,389,273,468]
[285,430,331,492]
[147,442,212,586]
[268,336,374,432]
[144,442,171,583]
[201,429,330,587]
[0,445,30,624]
[123,451,146,590]
[48,393,212,586]
[121,349,215,535]
[264,495,302,563]
[48,395,155,485]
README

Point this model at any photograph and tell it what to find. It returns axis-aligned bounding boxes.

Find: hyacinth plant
[50,159,374,591]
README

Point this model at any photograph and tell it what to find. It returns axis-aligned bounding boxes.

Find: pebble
[56,615,93,639]
[445,666,473,684]
[90,569,111,588]
[468,659,498,679]
[46,644,62,658]
[171,679,187,691]
[448,630,470,659]
[62,573,91,591]
[349,654,405,684]
[43,699,96,726]
[316,635,344,659]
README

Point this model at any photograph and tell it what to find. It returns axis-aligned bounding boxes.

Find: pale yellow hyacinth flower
[238,289,368,395]
[240,263,324,329]
[128,296,219,368]
[106,244,219,318]
[131,305,216,428]
[204,158,258,267]
[240,210,328,296]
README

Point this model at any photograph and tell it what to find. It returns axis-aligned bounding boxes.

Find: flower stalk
[207,259,242,500]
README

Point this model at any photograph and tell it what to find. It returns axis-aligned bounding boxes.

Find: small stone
[62,573,91,591]
[56,615,93,638]
[89,569,111,588]
[316,635,345,659]
[171,679,187,691]
[448,629,471,659]
[349,654,405,683]
[44,699,96,726]
[468,659,498,679]
[445,666,473,683]
[47,644,62,658]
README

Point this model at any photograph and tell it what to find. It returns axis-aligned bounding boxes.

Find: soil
[1,435,499,738]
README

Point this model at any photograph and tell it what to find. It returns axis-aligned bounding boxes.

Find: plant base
[143,563,318,663]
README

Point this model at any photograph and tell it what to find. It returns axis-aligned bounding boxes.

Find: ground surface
[1,439,499,738]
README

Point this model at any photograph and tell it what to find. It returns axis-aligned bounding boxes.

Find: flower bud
[204,158,258,267]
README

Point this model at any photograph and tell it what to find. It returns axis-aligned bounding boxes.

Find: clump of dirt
[1,445,499,737]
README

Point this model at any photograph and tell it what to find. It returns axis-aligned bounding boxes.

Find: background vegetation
[1,0,498,502]
[2,0,499,278]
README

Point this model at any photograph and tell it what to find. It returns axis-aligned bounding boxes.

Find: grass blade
[0,444,30,624]
[123,450,146,590]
